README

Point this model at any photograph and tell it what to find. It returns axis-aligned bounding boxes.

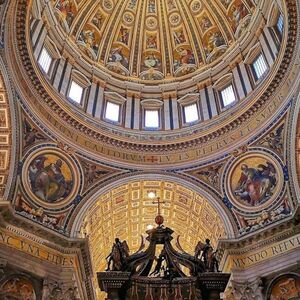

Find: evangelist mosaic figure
[28,154,73,203]
[234,162,277,206]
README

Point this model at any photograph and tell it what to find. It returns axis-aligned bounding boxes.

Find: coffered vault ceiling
[52,0,255,83]
[80,180,226,298]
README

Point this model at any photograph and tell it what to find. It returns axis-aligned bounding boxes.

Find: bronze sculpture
[195,239,219,272]
[99,197,228,299]
[106,238,129,271]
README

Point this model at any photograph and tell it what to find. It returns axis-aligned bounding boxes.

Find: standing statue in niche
[195,239,219,272]
[106,238,130,271]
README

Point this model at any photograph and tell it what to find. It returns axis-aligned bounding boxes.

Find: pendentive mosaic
[21,146,80,208]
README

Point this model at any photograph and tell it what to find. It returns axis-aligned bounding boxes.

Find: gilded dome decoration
[52,0,254,83]
[6,0,296,167]
[1,0,300,299]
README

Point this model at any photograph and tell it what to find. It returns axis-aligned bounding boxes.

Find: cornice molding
[3,0,299,168]
[218,206,300,258]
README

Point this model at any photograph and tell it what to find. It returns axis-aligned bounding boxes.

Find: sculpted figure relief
[42,280,79,300]
[106,238,130,271]
[148,0,156,13]
[128,0,137,9]
[194,239,219,272]
[259,125,284,153]
[150,249,166,277]
[167,0,176,10]
[222,278,263,300]
[146,34,157,49]
[23,118,45,147]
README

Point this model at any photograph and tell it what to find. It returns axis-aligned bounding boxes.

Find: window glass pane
[277,14,284,34]
[184,103,199,123]
[221,85,236,107]
[105,101,120,122]
[38,48,52,74]
[145,110,159,128]
[253,54,268,80]
[68,81,83,104]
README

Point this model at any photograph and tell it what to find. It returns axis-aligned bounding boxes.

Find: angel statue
[106,238,130,271]
[150,249,166,276]
[194,239,219,272]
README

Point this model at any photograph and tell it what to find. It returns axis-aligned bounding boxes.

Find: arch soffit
[0,56,19,201]
[289,87,300,201]
[70,172,237,239]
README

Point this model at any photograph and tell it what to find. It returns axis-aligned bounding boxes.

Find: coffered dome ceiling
[6,0,298,168]
[53,0,255,83]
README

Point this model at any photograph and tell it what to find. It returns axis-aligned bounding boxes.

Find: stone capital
[221,278,264,300]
